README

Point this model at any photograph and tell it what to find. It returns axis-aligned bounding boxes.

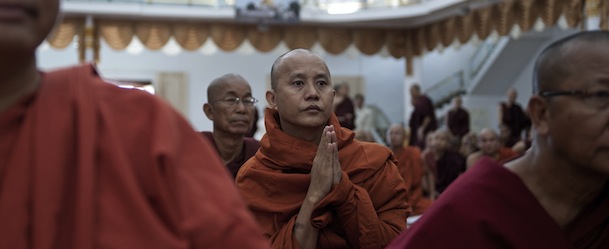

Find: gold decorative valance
[49,0,606,65]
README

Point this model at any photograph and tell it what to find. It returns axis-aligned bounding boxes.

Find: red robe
[386,157,609,249]
[0,64,269,249]
[200,131,260,178]
[393,146,431,215]
[236,108,409,249]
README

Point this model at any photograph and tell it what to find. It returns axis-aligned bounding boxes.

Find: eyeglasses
[212,97,258,107]
[539,90,609,110]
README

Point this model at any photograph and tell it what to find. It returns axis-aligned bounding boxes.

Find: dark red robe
[409,95,437,148]
[200,131,260,178]
[0,64,269,249]
[386,157,609,249]
[446,107,470,139]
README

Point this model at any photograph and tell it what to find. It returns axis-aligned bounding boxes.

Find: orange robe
[236,108,409,249]
[393,146,431,215]
[497,147,519,163]
[0,64,269,249]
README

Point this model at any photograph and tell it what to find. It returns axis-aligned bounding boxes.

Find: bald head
[478,128,500,155]
[534,31,609,93]
[270,48,329,90]
[207,73,249,102]
[387,123,409,148]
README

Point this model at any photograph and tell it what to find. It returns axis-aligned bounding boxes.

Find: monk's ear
[527,95,549,135]
[203,103,214,120]
[266,89,278,110]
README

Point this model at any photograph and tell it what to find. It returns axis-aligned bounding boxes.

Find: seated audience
[423,129,466,196]
[386,30,609,249]
[0,2,269,248]
[466,128,519,169]
[333,83,356,130]
[459,131,479,158]
[387,124,433,215]
[201,73,260,178]
[236,49,409,249]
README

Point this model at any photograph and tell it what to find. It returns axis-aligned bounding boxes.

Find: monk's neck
[507,151,608,228]
[0,58,40,114]
[212,131,244,165]
[278,120,325,145]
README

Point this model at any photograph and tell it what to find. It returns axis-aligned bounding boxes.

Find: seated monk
[386,123,433,215]
[386,30,609,249]
[236,49,409,249]
[466,128,518,169]
[201,73,260,178]
[0,2,269,248]
[423,129,466,196]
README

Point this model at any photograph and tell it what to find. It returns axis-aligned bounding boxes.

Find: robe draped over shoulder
[0,64,269,249]
[237,108,409,249]
[386,157,609,249]
[393,146,431,215]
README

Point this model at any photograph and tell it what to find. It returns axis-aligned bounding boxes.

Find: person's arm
[293,126,340,249]
[417,116,431,142]
[313,153,409,248]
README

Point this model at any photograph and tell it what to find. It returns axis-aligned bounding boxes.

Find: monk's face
[478,130,500,156]
[387,125,406,148]
[430,131,450,153]
[204,78,256,136]
[539,41,609,174]
[0,0,59,59]
[266,51,334,134]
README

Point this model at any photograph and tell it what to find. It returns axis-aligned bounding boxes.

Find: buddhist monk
[499,87,530,144]
[423,129,466,195]
[408,84,437,149]
[0,1,269,248]
[446,96,470,139]
[466,128,518,169]
[333,82,356,130]
[236,49,409,249]
[386,124,432,215]
[387,30,609,249]
[201,73,260,178]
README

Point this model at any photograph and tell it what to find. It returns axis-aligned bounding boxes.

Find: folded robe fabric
[393,146,431,215]
[0,64,269,249]
[237,108,409,249]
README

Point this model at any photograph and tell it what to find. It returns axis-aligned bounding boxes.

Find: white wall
[37,39,406,133]
[421,41,477,90]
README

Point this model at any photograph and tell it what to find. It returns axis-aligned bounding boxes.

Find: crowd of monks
[1,1,607,248]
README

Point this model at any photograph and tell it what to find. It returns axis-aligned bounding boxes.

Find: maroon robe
[334,97,356,130]
[424,150,466,194]
[386,157,609,249]
[200,131,260,178]
[500,102,530,141]
[409,95,437,148]
[446,107,470,139]
[0,64,269,249]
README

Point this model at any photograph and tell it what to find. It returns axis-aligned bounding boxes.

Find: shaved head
[534,31,609,93]
[207,73,248,102]
[270,48,329,90]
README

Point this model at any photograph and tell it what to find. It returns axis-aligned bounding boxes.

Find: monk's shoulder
[343,140,394,170]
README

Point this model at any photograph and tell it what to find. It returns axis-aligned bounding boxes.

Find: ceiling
[62,0,506,28]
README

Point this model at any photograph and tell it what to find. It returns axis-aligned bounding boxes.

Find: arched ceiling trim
[52,0,604,62]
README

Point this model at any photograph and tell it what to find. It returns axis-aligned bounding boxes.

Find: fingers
[332,141,342,184]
